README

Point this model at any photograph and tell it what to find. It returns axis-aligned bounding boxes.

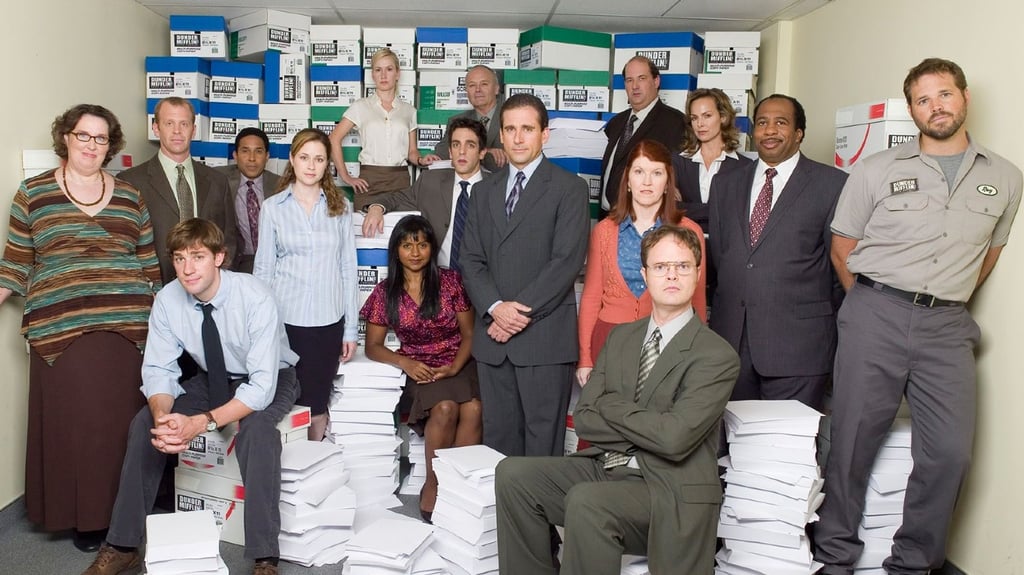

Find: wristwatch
[202,411,218,432]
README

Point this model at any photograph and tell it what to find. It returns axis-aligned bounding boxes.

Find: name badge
[889,179,918,194]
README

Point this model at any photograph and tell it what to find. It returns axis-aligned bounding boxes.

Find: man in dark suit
[601,56,688,211]
[460,93,590,457]
[495,226,740,575]
[120,97,237,285]
[216,128,281,273]
[707,94,847,410]
[426,65,506,172]
[361,117,487,271]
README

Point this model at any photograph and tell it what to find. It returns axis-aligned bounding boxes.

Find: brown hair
[166,218,226,257]
[51,104,126,166]
[609,139,684,225]
[681,88,741,155]
[277,128,348,217]
[153,96,196,124]
[903,58,968,104]
[640,224,702,268]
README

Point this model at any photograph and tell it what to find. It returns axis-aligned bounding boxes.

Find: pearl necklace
[61,168,106,207]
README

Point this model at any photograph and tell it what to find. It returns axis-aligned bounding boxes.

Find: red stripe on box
[836,124,873,168]
[868,103,886,120]
[225,501,236,520]
[291,409,311,428]
[234,485,245,500]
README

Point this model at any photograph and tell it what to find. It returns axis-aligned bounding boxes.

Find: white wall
[0,0,165,508]
[787,1,1024,573]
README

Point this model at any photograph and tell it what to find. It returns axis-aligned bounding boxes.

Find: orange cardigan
[577,216,707,367]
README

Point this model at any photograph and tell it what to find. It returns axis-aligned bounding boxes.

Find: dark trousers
[106,368,298,560]
[733,322,830,411]
[814,283,978,575]
[477,359,573,457]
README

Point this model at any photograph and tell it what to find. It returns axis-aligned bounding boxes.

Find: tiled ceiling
[135,0,832,32]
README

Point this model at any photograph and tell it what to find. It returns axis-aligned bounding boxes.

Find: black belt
[856,275,964,307]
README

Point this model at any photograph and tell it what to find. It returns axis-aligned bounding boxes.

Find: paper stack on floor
[399,425,427,496]
[330,351,405,509]
[430,445,506,575]
[278,440,355,567]
[145,510,227,575]
[854,418,912,575]
[620,555,650,574]
[344,517,436,574]
[716,400,825,575]
[544,117,608,159]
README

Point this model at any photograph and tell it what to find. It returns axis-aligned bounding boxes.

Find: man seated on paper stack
[82,219,300,575]
[495,225,740,575]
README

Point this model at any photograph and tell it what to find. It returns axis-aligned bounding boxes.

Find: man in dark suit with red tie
[216,128,280,273]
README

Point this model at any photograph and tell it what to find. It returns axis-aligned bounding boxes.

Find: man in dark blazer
[428,65,506,172]
[707,94,847,410]
[120,97,237,285]
[601,56,688,211]
[460,93,590,457]
[362,118,487,270]
[216,127,280,273]
[495,226,740,575]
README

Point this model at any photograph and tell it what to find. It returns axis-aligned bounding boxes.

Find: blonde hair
[370,48,401,71]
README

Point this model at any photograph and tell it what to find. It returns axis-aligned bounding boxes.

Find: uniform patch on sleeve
[889,178,918,194]
[977,184,998,196]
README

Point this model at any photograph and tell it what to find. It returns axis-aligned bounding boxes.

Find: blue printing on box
[735,117,752,134]
[310,66,363,82]
[548,110,600,121]
[613,32,703,52]
[190,141,230,158]
[210,60,263,79]
[270,143,291,159]
[169,15,226,32]
[145,56,211,74]
[550,157,602,174]
[263,51,303,104]
[146,98,209,116]
[209,102,259,120]
[612,73,695,90]
[357,249,389,267]
[416,27,468,43]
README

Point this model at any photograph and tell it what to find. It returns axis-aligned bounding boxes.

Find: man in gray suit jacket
[361,118,487,270]
[707,94,847,410]
[426,65,506,172]
[120,97,237,285]
[216,127,281,273]
[460,93,590,457]
[496,226,740,575]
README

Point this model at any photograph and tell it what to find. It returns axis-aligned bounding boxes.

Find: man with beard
[814,58,1022,575]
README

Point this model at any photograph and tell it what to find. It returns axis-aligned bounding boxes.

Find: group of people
[0,53,1017,575]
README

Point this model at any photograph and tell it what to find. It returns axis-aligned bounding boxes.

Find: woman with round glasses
[576,139,706,386]
[0,104,162,551]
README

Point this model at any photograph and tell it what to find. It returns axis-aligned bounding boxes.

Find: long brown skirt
[26,331,145,531]
[353,165,413,211]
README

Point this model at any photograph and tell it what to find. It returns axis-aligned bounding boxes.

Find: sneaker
[253,559,279,575]
[81,545,140,575]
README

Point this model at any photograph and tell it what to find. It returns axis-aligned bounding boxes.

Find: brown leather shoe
[81,545,140,575]
[253,559,279,575]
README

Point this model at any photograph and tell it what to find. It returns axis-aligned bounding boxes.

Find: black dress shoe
[420,509,433,524]
[73,529,106,553]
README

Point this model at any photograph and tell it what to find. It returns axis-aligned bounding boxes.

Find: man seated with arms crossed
[82,219,299,575]
[494,225,739,575]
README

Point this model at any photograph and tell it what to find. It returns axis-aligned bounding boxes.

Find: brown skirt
[404,358,480,435]
[353,165,413,211]
[25,331,145,531]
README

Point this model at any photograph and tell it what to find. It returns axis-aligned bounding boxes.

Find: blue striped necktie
[450,180,470,272]
[506,171,525,219]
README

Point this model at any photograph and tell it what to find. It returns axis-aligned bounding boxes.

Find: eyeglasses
[645,261,696,277]
[70,132,110,146]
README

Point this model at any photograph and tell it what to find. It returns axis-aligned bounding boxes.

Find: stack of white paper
[543,118,608,159]
[716,400,825,575]
[353,211,422,249]
[144,510,227,575]
[278,440,354,567]
[399,426,427,496]
[345,517,435,574]
[854,418,912,574]
[330,352,405,509]
[430,445,506,575]
[620,555,650,575]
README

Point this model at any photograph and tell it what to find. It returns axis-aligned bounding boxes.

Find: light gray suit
[216,164,281,273]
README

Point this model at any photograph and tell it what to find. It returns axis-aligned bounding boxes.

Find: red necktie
[749,167,777,246]
[246,180,260,252]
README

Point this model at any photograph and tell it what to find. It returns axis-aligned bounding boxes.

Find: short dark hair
[51,104,125,166]
[153,96,196,124]
[622,55,660,79]
[447,117,487,150]
[234,126,270,150]
[754,93,807,133]
[501,93,549,130]
[903,58,968,104]
[640,225,702,268]
[166,218,226,257]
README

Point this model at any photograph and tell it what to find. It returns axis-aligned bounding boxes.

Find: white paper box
[229,9,310,61]
[145,509,220,563]
[174,471,246,546]
[418,44,468,70]
[834,98,917,172]
[170,15,227,59]
[697,72,757,93]
[362,69,416,105]
[362,27,416,70]
[264,52,309,104]
[260,103,312,144]
[310,25,362,66]
[467,28,519,69]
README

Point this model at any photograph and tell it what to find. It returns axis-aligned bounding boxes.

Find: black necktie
[619,114,637,149]
[450,180,470,272]
[201,304,230,409]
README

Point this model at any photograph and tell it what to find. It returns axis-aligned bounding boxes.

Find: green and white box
[503,69,557,110]
[557,70,610,112]
[418,70,471,111]
[518,26,611,72]
[228,9,310,62]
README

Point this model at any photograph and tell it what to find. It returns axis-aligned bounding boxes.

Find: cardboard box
[519,26,612,72]
[310,106,361,147]
[259,103,311,144]
[611,73,695,113]
[703,47,759,74]
[264,51,309,104]
[191,142,230,168]
[357,266,388,308]
[228,9,310,62]
[418,70,471,111]
[704,31,761,49]
[362,69,415,105]
[208,103,260,143]
[169,15,227,59]
[834,98,916,172]
[209,60,263,104]
[467,28,519,69]
[174,468,246,546]
[310,25,362,67]
[145,57,210,101]
[310,66,362,106]
[557,70,610,112]
[416,27,468,70]
[417,109,461,151]
[613,32,704,75]
[146,98,209,142]
[696,72,757,93]
[362,28,416,70]
[503,69,557,111]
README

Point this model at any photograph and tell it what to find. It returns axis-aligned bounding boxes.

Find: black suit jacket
[672,152,753,231]
[121,156,237,284]
[372,168,460,245]
[601,100,687,208]
[707,154,847,377]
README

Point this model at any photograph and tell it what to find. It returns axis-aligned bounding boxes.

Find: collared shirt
[832,136,1022,302]
[342,94,417,166]
[252,185,359,339]
[505,154,545,202]
[749,153,801,217]
[618,217,662,297]
[157,150,197,213]
[439,170,483,268]
[602,98,659,210]
[141,270,298,411]
[689,147,740,203]
[234,174,266,255]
